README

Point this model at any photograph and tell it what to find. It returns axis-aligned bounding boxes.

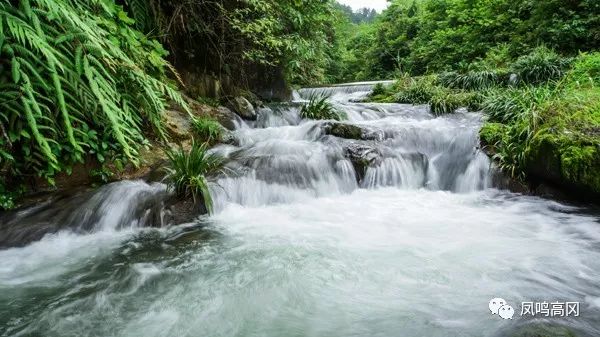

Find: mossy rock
[325,122,364,140]
[528,132,600,195]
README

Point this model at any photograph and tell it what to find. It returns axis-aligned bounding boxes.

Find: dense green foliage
[300,96,345,121]
[372,46,600,194]
[332,0,600,81]
[481,53,600,192]
[0,0,186,189]
[3,0,600,204]
[334,4,377,24]
[164,140,226,214]
[0,0,348,209]
[128,0,341,87]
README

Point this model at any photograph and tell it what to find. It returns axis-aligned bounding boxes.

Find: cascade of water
[211,83,491,212]
[0,181,168,248]
[1,81,490,244]
[298,81,394,101]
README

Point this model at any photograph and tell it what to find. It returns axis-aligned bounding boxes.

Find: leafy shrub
[564,52,600,87]
[374,75,481,114]
[370,83,388,97]
[192,116,223,145]
[164,141,226,214]
[0,194,15,211]
[473,43,514,70]
[511,47,571,85]
[0,181,24,211]
[301,96,345,121]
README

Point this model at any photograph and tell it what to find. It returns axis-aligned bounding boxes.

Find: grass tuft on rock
[164,140,226,214]
[192,116,224,145]
[300,96,346,121]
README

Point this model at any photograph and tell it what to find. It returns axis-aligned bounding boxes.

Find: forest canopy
[332,0,600,82]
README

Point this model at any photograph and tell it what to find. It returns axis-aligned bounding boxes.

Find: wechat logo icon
[489,298,515,320]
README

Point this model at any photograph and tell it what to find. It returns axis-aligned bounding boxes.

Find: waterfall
[0,181,169,248]
[298,80,394,101]
[211,83,491,212]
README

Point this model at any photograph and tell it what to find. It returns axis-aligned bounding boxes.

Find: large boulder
[227,96,257,120]
[213,106,243,130]
[164,109,192,142]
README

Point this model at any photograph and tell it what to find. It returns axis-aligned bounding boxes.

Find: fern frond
[21,74,57,165]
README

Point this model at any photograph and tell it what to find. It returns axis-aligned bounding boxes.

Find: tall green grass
[481,52,600,191]
[438,70,507,91]
[481,86,555,123]
[511,46,571,85]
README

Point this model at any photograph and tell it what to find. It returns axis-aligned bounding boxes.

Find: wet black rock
[165,197,208,225]
[343,143,383,183]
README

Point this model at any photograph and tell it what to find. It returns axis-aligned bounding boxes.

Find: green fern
[0,0,187,185]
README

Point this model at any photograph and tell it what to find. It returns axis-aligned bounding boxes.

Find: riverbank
[366,49,600,203]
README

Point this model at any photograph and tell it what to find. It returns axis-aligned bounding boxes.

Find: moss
[480,122,507,147]
[560,144,600,193]
[369,94,396,103]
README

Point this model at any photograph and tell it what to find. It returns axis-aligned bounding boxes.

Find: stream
[1,83,600,337]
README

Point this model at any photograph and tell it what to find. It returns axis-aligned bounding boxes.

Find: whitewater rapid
[1,83,599,337]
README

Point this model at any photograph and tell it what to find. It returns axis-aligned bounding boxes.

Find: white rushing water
[1,83,599,337]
